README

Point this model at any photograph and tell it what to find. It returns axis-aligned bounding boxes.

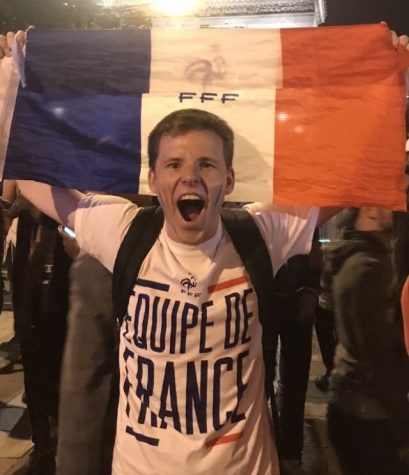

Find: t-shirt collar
[163,217,223,256]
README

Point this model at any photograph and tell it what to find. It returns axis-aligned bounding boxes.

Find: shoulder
[78,193,136,211]
[336,251,388,288]
[241,203,318,274]
[243,203,318,243]
[75,193,141,272]
[76,193,139,228]
[244,202,318,220]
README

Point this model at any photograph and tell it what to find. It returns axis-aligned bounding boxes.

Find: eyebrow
[162,156,219,162]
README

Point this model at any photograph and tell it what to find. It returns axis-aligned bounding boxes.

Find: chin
[168,210,218,244]
[177,220,210,242]
[176,229,206,245]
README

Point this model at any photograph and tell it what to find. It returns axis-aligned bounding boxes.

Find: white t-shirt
[75,195,318,475]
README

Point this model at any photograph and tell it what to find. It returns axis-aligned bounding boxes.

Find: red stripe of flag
[273,23,409,210]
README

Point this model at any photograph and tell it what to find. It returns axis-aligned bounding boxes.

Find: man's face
[148,129,235,244]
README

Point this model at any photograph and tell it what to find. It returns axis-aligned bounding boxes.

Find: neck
[164,220,220,245]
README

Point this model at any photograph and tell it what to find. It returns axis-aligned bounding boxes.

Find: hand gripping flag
[0,54,19,180]
[2,24,409,207]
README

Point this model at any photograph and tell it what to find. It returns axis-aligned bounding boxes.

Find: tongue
[182,203,201,222]
[179,200,203,222]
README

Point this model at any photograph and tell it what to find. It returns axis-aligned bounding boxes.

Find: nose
[181,164,200,184]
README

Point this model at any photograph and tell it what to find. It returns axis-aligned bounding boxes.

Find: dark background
[1,0,409,36]
[325,0,409,35]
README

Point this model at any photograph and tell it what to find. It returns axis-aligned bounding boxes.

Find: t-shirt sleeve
[74,194,140,272]
[243,202,319,275]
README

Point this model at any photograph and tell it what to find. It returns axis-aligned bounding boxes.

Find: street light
[152,0,199,16]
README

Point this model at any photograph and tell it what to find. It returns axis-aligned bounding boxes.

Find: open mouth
[177,194,205,222]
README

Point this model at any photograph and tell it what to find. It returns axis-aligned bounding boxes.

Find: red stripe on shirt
[208,275,250,294]
[206,432,244,448]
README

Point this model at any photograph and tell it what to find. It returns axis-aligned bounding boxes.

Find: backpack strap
[220,208,279,435]
[112,205,164,326]
[220,207,276,338]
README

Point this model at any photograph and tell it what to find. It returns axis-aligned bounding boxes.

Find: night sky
[325,0,409,35]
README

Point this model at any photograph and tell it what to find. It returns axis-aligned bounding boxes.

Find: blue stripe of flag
[5,29,152,193]
[25,29,152,94]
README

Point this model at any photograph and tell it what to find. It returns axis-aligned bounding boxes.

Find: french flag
[2,24,409,208]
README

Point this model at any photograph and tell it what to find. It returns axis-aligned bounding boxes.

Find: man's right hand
[0,30,25,59]
[0,32,13,58]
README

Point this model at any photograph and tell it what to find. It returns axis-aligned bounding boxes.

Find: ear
[148,168,157,195]
[225,168,235,195]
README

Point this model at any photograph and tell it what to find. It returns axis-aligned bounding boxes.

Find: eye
[166,161,180,169]
[200,159,216,169]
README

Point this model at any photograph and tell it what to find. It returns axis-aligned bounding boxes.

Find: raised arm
[0,33,83,228]
[317,207,342,226]
[16,180,83,229]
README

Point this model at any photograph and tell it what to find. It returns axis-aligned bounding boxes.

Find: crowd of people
[0,28,408,475]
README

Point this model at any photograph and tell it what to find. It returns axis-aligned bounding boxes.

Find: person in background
[313,213,351,392]
[395,116,409,355]
[57,253,116,475]
[313,267,337,392]
[2,182,72,475]
[327,207,409,475]
[56,194,156,475]
[274,231,321,474]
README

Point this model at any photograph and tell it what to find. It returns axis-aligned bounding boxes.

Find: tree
[116,8,152,29]
[1,0,100,33]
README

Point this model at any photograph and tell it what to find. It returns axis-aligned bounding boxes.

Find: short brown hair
[148,109,234,170]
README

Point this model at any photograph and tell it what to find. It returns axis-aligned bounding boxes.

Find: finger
[0,34,7,58]
[6,31,15,50]
[0,33,12,57]
[399,34,409,48]
[391,30,399,47]
[15,30,26,49]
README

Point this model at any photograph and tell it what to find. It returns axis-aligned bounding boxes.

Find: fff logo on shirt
[180,273,201,298]
[179,92,240,103]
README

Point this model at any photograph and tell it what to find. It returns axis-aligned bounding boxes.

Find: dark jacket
[328,231,409,446]
[318,241,337,312]
[57,253,117,475]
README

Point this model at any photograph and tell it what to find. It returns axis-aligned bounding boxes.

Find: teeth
[180,194,203,201]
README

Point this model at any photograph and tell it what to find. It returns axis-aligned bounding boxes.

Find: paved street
[0,309,341,475]
[0,312,31,475]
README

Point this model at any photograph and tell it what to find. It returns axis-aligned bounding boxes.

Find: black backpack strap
[220,208,280,438]
[112,205,164,326]
[220,207,276,341]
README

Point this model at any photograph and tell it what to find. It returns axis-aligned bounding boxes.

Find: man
[327,207,409,474]
[15,107,322,475]
[1,31,408,475]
